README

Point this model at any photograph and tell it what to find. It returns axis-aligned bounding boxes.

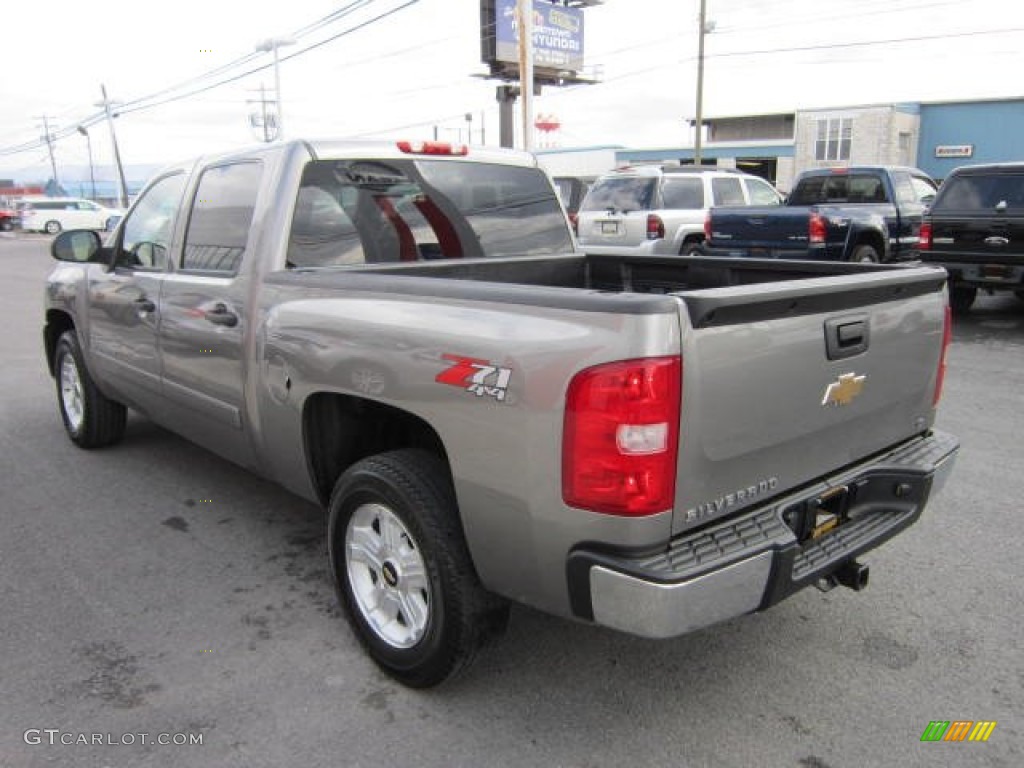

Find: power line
[0,0,418,159]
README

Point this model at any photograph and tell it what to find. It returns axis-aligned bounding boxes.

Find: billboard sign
[493,0,584,73]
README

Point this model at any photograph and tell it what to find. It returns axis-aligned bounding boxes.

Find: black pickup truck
[919,162,1024,312]
[703,166,938,263]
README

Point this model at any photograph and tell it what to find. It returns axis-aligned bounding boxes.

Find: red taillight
[919,221,932,251]
[703,212,713,242]
[569,211,579,235]
[396,140,468,156]
[646,213,665,240]
[933,304,952,406]
[809,212,827,244]
[563,357,681,516]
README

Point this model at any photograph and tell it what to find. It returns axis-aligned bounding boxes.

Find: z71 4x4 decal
[436,354,512,402]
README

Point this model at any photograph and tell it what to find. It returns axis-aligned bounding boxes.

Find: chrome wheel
[60,354,85,433]
[345,502,430,649]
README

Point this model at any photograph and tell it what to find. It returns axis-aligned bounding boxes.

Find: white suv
[18,197,122,234]
[575,165,782,256]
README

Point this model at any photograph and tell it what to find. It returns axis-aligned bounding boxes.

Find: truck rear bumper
[936,261,1024,287]
[566,430,958,639]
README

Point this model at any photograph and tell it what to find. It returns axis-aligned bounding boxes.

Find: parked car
[0,205,17,231]
[919,162,1024,312]
[18,196,121,234]
[575,165,783,256]
[704,166,938,263]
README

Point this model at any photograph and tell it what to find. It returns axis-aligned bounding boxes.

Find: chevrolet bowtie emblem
[822,372,866,406]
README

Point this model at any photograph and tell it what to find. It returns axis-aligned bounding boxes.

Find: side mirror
[51,229,103,263]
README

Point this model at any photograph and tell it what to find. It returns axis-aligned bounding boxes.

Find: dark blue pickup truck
[703,166,938,263]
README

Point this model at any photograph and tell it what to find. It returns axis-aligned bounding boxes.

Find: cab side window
[182,162,263,274]
[118,173,187,270]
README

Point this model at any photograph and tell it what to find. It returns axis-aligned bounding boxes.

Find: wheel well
[852,233,885,258]
[679,233,704,254]
[303,392,449,507]
[44,310,75,376]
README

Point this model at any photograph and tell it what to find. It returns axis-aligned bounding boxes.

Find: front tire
[44,220,62,235]
[54,331,126,448]
[327,450,508,688]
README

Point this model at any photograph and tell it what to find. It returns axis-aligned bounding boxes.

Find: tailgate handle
[825,315,869,360]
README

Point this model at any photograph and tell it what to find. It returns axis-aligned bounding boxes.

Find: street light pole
[77,126,97,200]
[255,37,296,140]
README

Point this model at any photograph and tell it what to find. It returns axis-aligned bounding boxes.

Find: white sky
[1,0,1022,182]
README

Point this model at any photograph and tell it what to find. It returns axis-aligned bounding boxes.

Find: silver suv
[575,165,782,256]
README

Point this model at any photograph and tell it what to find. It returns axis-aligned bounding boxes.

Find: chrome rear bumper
[567,430,958,639]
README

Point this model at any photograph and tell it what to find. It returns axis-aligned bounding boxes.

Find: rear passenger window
[711,177,745,206]
[182,162,262,274]
[660,178,704,209]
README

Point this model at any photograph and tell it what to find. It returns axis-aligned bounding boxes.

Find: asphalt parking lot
[1,231,1020,768]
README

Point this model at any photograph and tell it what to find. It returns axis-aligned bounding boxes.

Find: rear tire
[54,331,126,448]
[950,284,977,314]
[850,244,880,263]
[44,220,62,235]
[327,449,508,688]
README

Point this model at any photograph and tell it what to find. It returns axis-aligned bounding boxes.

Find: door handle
[825,315,870,360]
[204,303,238,328]
[134,297,156,313]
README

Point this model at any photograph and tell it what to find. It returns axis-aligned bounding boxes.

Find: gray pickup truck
[44,139,958,687]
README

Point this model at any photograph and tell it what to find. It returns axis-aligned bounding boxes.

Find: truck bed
[276,252,946,327]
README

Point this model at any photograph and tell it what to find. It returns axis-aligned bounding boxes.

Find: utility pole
[35,115,59,188]
[255,37,295,140]
[247,84,277,142]
[694,0,711,166]
[517,0,535,151]
[96,84,129,209]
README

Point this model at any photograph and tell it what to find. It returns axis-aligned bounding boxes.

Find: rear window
[580,177,656,213]
[788,174,890,205]
[287,159,572,267]
[933,173,1024,212]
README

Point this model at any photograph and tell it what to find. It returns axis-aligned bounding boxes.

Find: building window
[815,118,852,161]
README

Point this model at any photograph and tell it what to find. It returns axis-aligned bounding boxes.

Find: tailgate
[707,205,811,252]
[577,210,647,246]
[926,212,1024,272]
[670,266,948,536]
